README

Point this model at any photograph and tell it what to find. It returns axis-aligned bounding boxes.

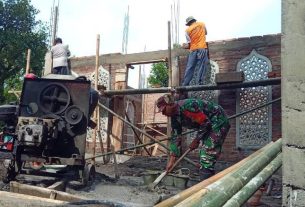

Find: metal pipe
[175,138,282,207]
[103,78,281,96]
[223,153,282,207]
[229,97,281,119]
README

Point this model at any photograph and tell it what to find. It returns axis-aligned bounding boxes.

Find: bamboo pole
[92,34,100,164]
[223,153,282,207]
[167,21,172,155]
[0,191,67,205]
[155,141,274,207]
[175,138,282,207]
[25,49,31,74]
[168,21,172,88]
[102,78,281,96]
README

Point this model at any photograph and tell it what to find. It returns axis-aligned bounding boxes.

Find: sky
[31,0,281,88]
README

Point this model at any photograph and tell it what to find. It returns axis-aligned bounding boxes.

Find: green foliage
[173,43,182,49]
[3,69,24,103]
[147,62,169,87]
[0,0,48,104]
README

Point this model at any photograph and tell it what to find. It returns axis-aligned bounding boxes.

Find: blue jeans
[182,48,209,86]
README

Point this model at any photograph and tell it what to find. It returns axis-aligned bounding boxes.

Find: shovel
[148,148,191,190]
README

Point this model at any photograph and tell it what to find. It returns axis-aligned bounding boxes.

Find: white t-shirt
[51,43,70,68]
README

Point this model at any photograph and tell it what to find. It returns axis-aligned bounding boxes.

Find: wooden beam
[145,125,167,137]
[47,181,66,191]
[92,34,100,164]
[0,191,67,206]
[10,181,85,202]
[25,49,31,74]
[71,50,173,68]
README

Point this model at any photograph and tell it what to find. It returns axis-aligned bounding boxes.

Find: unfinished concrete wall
[282,1,305,206]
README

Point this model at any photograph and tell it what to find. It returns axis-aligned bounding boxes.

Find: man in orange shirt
[182,16,209,86]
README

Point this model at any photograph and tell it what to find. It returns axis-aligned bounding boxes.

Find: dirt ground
[0,155,282,207]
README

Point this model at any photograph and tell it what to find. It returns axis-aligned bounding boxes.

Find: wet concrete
[0,157,283,207]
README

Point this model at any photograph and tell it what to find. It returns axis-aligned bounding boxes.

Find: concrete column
[282,0,305,206]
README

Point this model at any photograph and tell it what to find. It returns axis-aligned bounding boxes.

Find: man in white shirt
[51,37,71,75]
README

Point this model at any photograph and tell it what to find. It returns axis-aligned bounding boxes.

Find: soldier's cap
[156,94,174,112]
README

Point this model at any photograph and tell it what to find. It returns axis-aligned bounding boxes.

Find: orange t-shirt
[186,22,207,51]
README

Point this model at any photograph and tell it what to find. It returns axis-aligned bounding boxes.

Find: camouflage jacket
[169,98,228,156]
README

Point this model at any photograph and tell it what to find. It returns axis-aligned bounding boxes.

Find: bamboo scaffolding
[154,141,274,207]
[223,153,282,207]
[175,138,282,207]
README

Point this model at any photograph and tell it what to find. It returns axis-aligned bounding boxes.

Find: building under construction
[0,1,304,206]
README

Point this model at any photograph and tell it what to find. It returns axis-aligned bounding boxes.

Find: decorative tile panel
[236,50,272,149]
[188,60,219,102]
[87,66,110,143]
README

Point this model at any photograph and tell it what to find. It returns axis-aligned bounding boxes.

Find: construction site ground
[0,155,282,207]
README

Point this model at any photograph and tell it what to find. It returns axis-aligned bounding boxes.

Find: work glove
[189,138,201,151]
[166,154,177,172]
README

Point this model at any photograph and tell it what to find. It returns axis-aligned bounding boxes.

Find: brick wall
[72,34,281,163]
[178,34,281,162]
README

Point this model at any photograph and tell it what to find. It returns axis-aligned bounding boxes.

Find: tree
[0,0,48,104]
[147,62,168,87]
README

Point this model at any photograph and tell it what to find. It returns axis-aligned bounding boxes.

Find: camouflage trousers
[198,118,230,171]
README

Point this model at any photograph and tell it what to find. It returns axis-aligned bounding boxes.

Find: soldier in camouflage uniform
[156,94,230,180]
